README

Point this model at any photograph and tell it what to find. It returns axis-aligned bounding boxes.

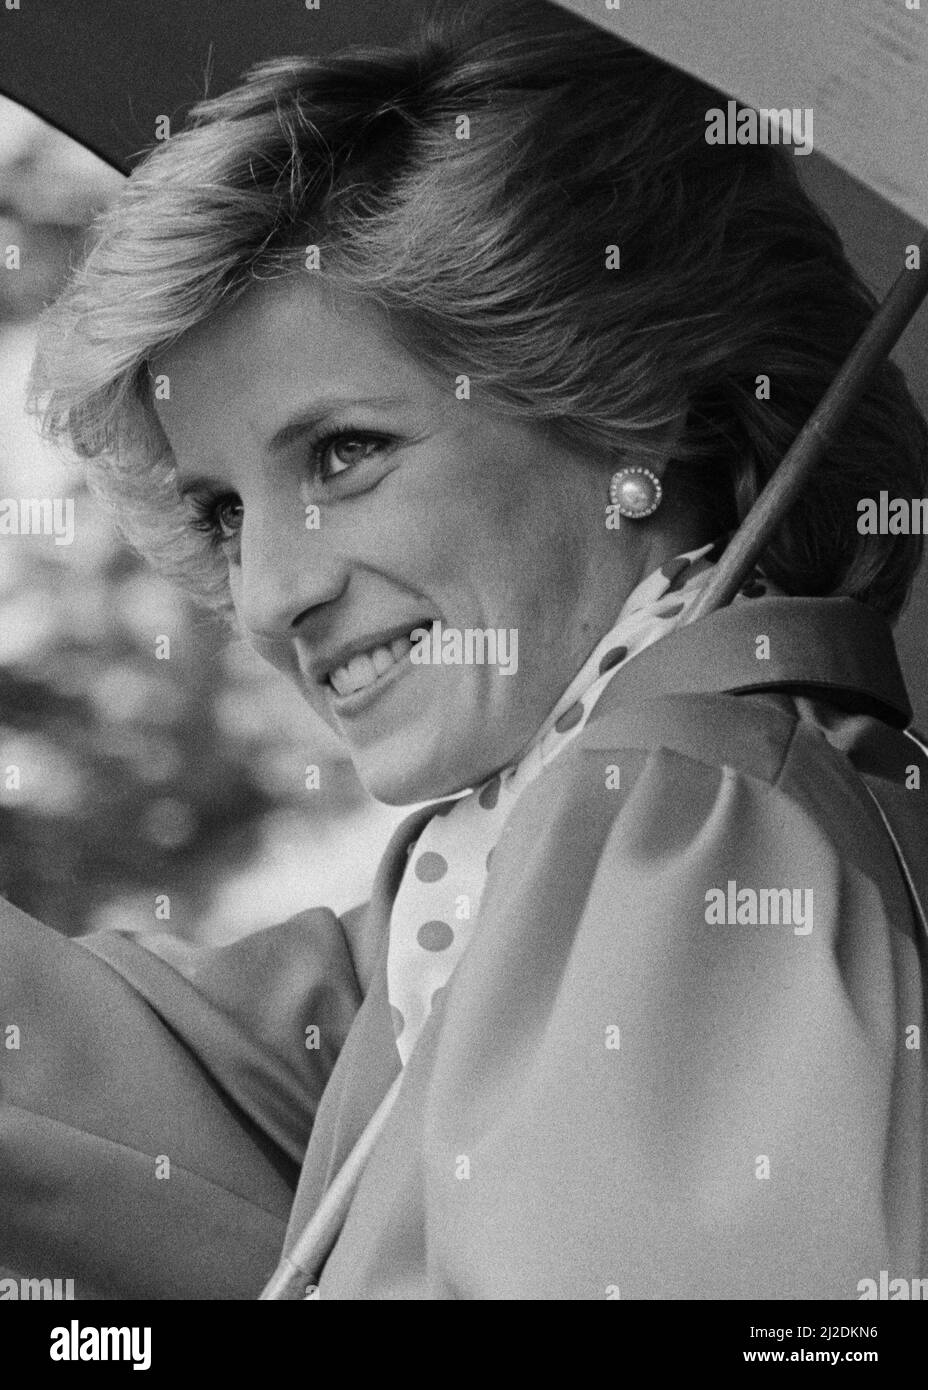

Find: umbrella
[560,0,928,228]
[0,0,420,175]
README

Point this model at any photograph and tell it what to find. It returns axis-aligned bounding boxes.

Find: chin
[352,760,459,808]
[349,742,483,807]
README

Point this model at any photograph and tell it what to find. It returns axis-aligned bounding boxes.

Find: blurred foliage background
[0,98,404,944]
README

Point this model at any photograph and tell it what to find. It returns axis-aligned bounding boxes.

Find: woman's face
[153,276,679,803]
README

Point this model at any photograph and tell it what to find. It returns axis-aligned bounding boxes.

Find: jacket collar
[580,595,913,735]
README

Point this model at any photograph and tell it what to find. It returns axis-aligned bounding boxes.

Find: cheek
[462,451,586,580]
[250,634,341,733]
[479,508,587,632]
[248,633,297,677]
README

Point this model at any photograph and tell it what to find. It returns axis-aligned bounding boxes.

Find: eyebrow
[174,393,415,495]
[267,393,414,452]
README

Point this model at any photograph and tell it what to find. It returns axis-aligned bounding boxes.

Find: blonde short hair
[30,0,927,620]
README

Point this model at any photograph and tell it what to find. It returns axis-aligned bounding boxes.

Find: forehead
[150,275,435,450]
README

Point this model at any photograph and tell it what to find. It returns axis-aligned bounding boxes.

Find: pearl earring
[608,466,663,519]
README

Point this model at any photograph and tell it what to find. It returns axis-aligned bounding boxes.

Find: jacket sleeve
[0,896,363,1299]
[410,728,927,1299]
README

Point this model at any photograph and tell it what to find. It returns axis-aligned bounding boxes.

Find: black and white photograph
[0,0,927,1349]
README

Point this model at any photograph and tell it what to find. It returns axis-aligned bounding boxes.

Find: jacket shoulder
[579,689,800,786]
[512,687,921,917]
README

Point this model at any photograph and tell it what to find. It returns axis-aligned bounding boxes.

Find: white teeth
[347,652,376,689]
[329,631,418,697]
[329,667,355,696]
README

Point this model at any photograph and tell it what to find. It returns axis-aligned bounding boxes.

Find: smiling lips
[327,625,431,697]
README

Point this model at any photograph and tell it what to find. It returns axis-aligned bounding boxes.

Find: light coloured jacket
[1,594,926,1299]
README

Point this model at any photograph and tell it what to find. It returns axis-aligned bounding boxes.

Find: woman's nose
[234,496,347,639]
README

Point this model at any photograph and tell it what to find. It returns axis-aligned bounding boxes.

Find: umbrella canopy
[0,0,420,174]
[556,0,928,230]
[552,0,928,414]
[1,0,924,415]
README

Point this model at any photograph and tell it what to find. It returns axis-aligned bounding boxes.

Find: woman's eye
[186,493,243,547]
[315,432,387,479]
[184,431,389,545]
[214,497,244,539]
